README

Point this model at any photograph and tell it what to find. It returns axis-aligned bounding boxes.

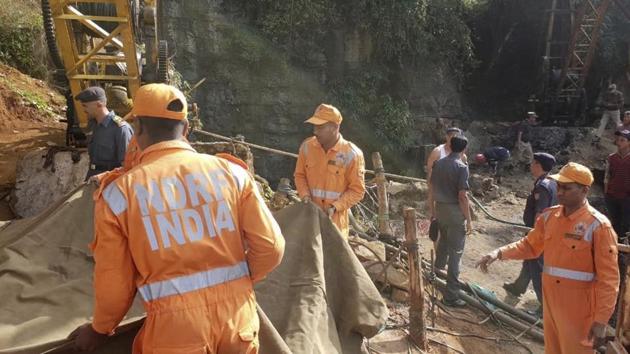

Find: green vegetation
[0,75,53,116]
[0,0,47,79]
[227,0,478,152]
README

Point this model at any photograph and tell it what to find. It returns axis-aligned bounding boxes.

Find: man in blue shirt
[503,152,558,312]
[76,86,133,180]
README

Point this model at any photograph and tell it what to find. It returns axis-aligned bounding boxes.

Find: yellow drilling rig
[42,0,170,145]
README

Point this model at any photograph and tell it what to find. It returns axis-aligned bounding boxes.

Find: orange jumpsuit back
[294,135,365,237]
[500,203,619,354]
[91,140,285,353]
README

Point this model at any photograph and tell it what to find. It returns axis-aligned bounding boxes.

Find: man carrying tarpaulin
[477,162,619,353]
[294,103,366,237]
[69,83,285,353]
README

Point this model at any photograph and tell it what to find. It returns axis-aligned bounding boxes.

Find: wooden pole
[372,152,390,235]
[404,208,427,350]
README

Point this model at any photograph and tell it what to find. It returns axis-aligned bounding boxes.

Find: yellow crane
[42,0,169,145]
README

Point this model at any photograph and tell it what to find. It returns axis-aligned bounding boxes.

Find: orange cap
[304,104,342,125]
[130,83,188,120]
[549,162,593,186]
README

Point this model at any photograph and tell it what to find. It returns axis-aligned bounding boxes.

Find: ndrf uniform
[499,163,619,354]
[90,84,285,353]
[294,104,365,237]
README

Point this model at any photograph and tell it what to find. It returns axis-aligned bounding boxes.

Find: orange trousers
[542,275,596,354]
[132,279,259,354]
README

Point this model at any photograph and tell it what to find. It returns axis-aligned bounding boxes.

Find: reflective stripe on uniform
[543,265,595,282]
[311,188,341,200]
[138,261,250,301]
[228,163,248,192]
[103,183,127,216]
[541,210,552,223]
[301,141,309,156]
[583,220,600,243]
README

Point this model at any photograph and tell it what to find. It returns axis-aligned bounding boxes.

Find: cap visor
[548,173,575,184]
[304,116,328,125]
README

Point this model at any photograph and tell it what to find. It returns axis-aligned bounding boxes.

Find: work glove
[68,323,108,352]
[588,322,607,349]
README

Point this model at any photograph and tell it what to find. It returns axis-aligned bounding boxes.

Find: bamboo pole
[404,208,427,350]
[372,152,390,235]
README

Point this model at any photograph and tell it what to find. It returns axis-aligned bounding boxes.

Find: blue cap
[533,152,556,172]
[75,86,106,103]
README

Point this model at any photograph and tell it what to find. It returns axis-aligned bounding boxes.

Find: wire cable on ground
[469,194,529,228]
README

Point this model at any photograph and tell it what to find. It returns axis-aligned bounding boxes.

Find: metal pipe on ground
[430,274,545,342]
[425,261,543,329]
[354,231,545,329]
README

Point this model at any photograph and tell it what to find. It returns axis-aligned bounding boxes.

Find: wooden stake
[372,152,390,235]
[404,208,427,350]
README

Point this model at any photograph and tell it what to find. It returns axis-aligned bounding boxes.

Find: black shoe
[526,306,543,318]
[503,282,525,297]
[442,298,467,307]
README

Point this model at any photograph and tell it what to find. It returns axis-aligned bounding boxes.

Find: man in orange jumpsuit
[294,103,366,237]
[70,83,285,353]
[476,162,620,353]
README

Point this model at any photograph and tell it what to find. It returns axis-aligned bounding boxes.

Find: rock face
[11,149,88,217]
[161,0,326,184]
[160,1,465,183]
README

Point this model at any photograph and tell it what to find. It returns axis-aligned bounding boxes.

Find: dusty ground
[364,138,617,354]
[0,63,66,220]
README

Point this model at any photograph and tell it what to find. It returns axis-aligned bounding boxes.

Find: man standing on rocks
[594,84,624,143]
[604,129,630,242]
[512,112,536,170]
[426,127,468,182]
[503,153,557,311]
[477,162,619,353]
[427,135,472,307]
[76,86,133,180]
[294,103,366,238]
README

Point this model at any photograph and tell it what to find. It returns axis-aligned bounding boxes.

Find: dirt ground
[0,63,66,220]
[365,170,566,354]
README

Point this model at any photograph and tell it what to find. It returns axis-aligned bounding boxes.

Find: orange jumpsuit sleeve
[499,214,546,260]
[294,142,310,199]
[239,173,285,283]
[332,151,366,212]
[592,224,620,323]
[90,197,137,334]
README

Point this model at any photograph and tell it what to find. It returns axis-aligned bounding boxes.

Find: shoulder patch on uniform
[348,141,363,158]
[112,115,125,127]
[588,205,611,226]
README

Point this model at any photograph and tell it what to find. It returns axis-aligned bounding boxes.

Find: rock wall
[11,149,88,217]
[161,0,327,184]
[159,1,464,183]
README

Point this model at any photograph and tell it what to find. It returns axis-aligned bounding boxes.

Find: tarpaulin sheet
[0,184,387,353]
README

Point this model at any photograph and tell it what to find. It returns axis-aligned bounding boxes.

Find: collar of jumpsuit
[137,139,194,165]
[554,201,590,221]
